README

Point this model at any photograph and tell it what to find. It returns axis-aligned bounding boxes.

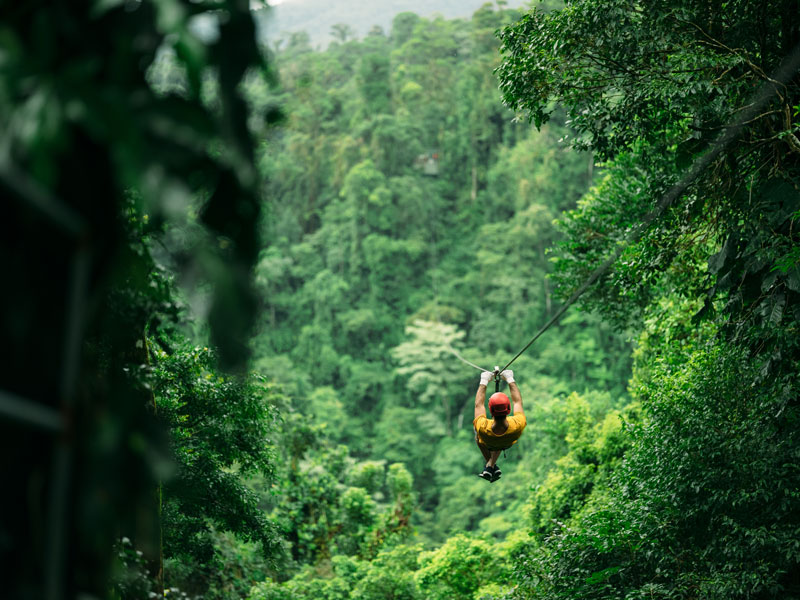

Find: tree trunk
[541,246,552,315]
[471,164,478,201]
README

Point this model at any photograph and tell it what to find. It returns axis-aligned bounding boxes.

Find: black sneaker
[491,465,502,482]
[477,465,493,481]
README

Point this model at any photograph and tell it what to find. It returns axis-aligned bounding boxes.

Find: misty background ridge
[255,0,532,47]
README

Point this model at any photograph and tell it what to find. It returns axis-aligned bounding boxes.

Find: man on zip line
[474,369,525,482]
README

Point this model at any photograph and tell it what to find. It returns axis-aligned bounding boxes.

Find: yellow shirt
[473,414,527,450]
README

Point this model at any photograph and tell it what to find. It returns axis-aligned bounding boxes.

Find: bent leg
[475,429,491,463]
[487,449,501,468]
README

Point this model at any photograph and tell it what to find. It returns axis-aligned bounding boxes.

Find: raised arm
[475,371,492,420]
[501,370,523,416]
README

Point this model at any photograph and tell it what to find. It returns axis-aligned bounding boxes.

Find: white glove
[501,369,515,384]
[479,371,493,386]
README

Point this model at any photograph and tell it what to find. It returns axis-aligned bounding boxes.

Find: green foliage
[247,570,351,600]
[497,0,792,158]
[204,532,274,600]
[2,0,277,594]
[252,5,631,556]
[527,394,635,534]
[358,37,392,115]
[495,4,800,598]
[265,420,417,568]
[126,2,800,599]
[150,342,281,596]
[110,537,159,600]
[513,339,800,600]
[352,546,418,600]
[247,544,424,600]
[416,534,504,600]
[392,320,476,434]
[499,0,800,347]
[307,386,350,443]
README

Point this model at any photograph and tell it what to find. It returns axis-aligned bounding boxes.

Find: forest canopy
[3,1,799,599]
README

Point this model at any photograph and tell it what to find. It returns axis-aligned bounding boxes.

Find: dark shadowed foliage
[0,0,277,597]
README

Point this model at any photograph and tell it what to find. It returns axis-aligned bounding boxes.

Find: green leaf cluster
[250,5,633,546]
[149,342,282,595]
[2,0,277,594]
[496,1,800,598]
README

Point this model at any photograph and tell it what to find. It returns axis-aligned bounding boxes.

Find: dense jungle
[2,1,799,599]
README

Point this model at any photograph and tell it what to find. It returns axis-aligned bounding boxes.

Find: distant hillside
[254,0,533,48]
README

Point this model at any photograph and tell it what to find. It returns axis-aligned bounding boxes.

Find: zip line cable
[445,340,493,373]
[498,251,619,372]
[447,42,800,378]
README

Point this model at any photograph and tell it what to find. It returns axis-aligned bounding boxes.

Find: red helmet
[488,392,511,416]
